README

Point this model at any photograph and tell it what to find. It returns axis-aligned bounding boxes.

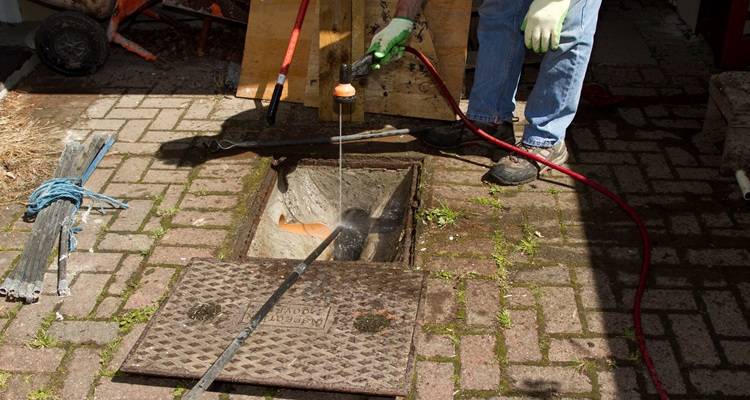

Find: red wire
[279,0,312,76]
[404,46,669,400]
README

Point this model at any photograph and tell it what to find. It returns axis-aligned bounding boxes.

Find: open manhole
[240,157,420,265]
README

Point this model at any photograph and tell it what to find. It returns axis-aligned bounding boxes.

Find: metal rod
[214,128,414,150]
[57,222,70,296]
[183,225,344,400]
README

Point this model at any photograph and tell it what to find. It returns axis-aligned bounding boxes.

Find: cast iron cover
[121,258,425,396]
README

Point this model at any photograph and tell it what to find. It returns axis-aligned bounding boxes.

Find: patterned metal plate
[121,258,425,396]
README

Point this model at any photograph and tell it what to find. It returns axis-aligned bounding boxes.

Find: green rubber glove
[521,0,571,53]
[368,17,415,69]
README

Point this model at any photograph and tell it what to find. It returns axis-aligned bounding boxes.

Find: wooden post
[318,0,352,122]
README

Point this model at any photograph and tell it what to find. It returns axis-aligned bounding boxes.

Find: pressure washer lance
[183,208,371,400]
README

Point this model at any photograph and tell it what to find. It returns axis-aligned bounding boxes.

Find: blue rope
[23,178,129,251]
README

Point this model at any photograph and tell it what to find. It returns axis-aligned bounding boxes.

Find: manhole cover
[121,258,425,396]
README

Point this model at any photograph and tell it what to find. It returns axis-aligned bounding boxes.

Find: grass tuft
[418,203,461,228]
[116,306,157,333]
[27,389,57,400]
[471,196,505,210]
[496,309,512,329]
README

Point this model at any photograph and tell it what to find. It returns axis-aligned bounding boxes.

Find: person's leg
[485,0,602,185]
[467,0,533,124]
[521,0,602,147]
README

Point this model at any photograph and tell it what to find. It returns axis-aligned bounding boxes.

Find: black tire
[35,11,109,76]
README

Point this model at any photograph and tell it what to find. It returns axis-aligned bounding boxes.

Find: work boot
[484,140,569,186]
[420,120,514,149]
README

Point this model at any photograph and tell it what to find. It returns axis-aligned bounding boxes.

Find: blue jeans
[466,0,602,148]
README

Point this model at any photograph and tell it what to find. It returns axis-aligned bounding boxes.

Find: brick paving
[1,0,749,399]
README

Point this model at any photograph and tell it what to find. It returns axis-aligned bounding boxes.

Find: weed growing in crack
[27,389,58,400]
[491,231,510,292]
[28,313,56,349]
[471,196,505,210]
[116,306,157,332]
[496,309,512,329]
[516,221,539,257]
[433,270,454,280]
[0,372,8,390]
[418,203,461,228]
[488,184,505,196]
[156,207,179,218]
[150,226,167,240]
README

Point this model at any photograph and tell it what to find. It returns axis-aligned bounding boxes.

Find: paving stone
[420,278,457,324]
[60,273,111,317]
[687,248,750,267]
[75,118,126,130]
[702,290,750,336]
[669,314,720,365]
[184,97,216,119]
[98,233,153,252]
[172,210,233,227]
[49,321,118,345]
[112,157,151,182]
[586,311,664,335]
[57,252,122,274]
[140,97,191,108]
[415,362,453,400]
[511,266,569,285]
[142,169,190,184]
[669,214,701,235]
[139,130,197,143]
[159,184,185,210]
[107,108,158,119]
[540,287,582,333]
[198,163,253,178]
[96,296,122,318]
[598,367,640,400]
[621,289,696,310]
[466,280,499,326]
[180,194,238,210]
[507,287,535,307]
[460,335,500,391]
[652,180,713,194]
[414,330,455,357]
[738,282,750,309]
[721,341,750,366]
[94,377,174,400]
[86,98,117,118]
[508,365,591,393]
[85,167,114,193]
[119,119,151,142]
[75,214,112,251]
[190,177,244,193]
[110,199,153,231]
[124,266,175,309]
[644,340,686,394]
[148,246,214,265]
[579,285,617,309]
[105,183,167,199]
[176,119,223,131]
[0,345,64,372]
[1,373,51,400]
[548,337,629,362]
[639,153,673,179]
[116,94,145,108]
[150,108,184,130]
[665,147,697,166]
[424,256,496,276]
[160,227,226,247]
[0,250,19,278]
[689,369,750,397]
[2,295,58,344]
[0,230,29,249]
[107,324,146,371]
[505,309,541,362]
[614,165,649,193]
[111,142,161,155]
[62,348,101,400]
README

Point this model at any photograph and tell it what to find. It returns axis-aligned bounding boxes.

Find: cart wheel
[35,11,109,76]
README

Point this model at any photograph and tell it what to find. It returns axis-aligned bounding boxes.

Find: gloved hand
[521,0,571,53]
[367,17,415,68]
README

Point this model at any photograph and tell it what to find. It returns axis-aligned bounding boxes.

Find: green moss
[27,389,57,400]
[149,226,167,240]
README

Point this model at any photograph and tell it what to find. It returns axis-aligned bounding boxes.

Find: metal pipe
[737,169,750,201]
[214,128,415,150]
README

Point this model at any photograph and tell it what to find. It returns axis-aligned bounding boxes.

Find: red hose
[404,46,669,399]
[280,0,311,76]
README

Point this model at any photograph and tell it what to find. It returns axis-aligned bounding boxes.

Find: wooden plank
[236,0,318,103]
[318,0,352,121]
[239,0,471,121]
[350,0,366,122]
[304,1,320,108]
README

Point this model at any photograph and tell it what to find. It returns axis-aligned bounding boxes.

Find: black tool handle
[266,83,284,125]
